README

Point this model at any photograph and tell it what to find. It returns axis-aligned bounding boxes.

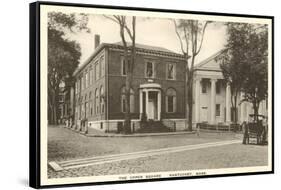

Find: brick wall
[107,49,186,120]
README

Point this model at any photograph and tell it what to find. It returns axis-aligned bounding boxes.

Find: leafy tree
[104,15,136,134]
[219,23,251,124]
[48,12,90,124]
[241,24,268,122]
[173,19,211,131]
[220,23,268,123]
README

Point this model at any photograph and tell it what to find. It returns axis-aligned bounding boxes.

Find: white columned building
[192,50,268,128]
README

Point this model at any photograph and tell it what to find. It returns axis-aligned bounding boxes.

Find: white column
[139,89,143,119]
[226,84,231,123]
[194,78,201,123]
[145,90,149,118]
[240,92,245,123]
[210,79,217,124]
[157,90,161,120]
[258,100,263,115]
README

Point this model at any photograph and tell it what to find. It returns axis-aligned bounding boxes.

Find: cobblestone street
[48,126,268,178]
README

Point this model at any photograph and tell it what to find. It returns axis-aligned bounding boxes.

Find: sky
[68,14,227,66]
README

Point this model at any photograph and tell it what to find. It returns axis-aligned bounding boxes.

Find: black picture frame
[30,1,274,188]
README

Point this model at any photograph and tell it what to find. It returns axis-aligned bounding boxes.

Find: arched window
[95,88,99,114]
[100,86,105,114]
[166,88,176,113]
[121,87,134,113]
[89,91,93,116]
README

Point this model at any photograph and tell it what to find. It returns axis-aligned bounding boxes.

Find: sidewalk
[66,126,196,137]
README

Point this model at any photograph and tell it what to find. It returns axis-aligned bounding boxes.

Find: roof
[73,42,184,76]
[114,42,175,53]
[194,49,226,71]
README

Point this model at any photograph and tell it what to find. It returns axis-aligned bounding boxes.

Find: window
[95,61,100,81]
[100,56,105,77]
[78,105,81,119]
[121,87,134,113]
[91,66,95,84]
[202,81,207,93]
[89,91,92,99]
[121,58,130,76]
[92,101,95,116]
[216,104,220,116]
[85,102,88,118]
[89,101,93,116]
[81,77,84,91]
[78,78,81,93]
[75,81,78,94]
[95,88,99,114]
[167,63,176,80]
[146,61,154,78]
[58,94,63,102]
[75,106,78,120]
[85,71,88,88]
[83,75,86,90]
[100,86,105,114]
[88,69,92,86]
[166,88,176,113]
[216,81,221,94]
[81,103,85,119]
[121,96,126,113]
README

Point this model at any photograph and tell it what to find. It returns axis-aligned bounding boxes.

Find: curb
[85,131,196,137]
[63,125,196,137]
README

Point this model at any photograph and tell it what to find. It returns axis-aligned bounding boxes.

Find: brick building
[71,35,187,132]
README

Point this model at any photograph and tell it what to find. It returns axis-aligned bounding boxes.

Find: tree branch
[173,19,186,54]
[195,21,210,56]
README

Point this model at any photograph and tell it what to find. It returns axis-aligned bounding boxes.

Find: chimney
[94,34,100,49]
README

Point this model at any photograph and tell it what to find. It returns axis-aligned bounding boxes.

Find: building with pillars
[192,51,268,126]
[71,35,187,132]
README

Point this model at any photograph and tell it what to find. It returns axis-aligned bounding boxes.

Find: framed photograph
[29,1,274,188]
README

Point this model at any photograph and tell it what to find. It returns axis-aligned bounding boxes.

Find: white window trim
[95,60,100,81]
[121,57,127,76]
[145,60,155,78]
[166,63,176,80]
[100,56,105,77]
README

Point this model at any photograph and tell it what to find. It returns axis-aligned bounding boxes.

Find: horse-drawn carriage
[242,114,268,145]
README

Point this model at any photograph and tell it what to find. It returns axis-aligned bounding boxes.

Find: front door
[147,91,158,120]
[201,107,208,122]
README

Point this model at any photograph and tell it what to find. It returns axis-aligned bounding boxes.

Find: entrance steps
[137,120,173,133]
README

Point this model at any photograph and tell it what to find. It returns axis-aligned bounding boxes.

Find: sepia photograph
[30,2,273,187]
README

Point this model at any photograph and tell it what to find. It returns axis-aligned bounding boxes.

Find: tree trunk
[124,70,132,134]
[253,100,260,123]
[185,67,194,131]
[187,77,194,131]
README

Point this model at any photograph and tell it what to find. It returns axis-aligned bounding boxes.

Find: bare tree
[104,15,136,134]
[173,19,210,131]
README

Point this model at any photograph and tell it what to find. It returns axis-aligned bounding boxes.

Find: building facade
[72,37,187,132]
[192,51,268,126]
